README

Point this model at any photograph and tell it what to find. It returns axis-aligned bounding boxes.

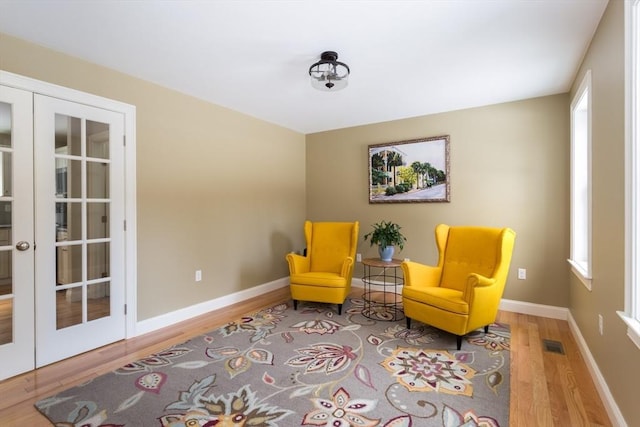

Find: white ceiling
[0,0,608,134]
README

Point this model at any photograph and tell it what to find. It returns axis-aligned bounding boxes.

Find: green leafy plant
[385,186,397,196]
[363,220,407,250]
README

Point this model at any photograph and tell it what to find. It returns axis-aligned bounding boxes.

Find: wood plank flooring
[0,288,612,426]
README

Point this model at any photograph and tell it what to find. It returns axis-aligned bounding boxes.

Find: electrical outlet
[356,253,362,262]
[598,314,604,335]
[404,258,410,262]
[517,268,527,280]
[195,270,202,282]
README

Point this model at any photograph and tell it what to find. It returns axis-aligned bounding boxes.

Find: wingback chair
[401,224,516,350]
[286,221,359,314]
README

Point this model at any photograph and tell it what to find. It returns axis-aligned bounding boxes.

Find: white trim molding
[569,69,593,291]
[135,277,289,336]
[499,299,569,320]
[617,311,640,350]
[622,0,640,351]
[569,313,629,427]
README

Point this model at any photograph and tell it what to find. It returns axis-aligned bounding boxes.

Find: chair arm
[340,257,355,277]
[286,253,310,274]
[401,261,442,288]
[463,273,496,302]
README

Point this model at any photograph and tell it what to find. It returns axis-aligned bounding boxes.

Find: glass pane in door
[0,152,12,196]
[56,287,82,329]
[0,299,13,345]
[87,120,109,159]
[0,208,12,299]
[87,203,109,239]
[87,161,109,199]
[54,114,81,156]
[87,282,110,322]
[55,158,82,199]
[0,102,10,149]
[88,242,109,280]
[55,202,81,241]
[0,252,12,296]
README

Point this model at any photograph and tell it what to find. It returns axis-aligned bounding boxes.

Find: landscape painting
[368,135,450,203]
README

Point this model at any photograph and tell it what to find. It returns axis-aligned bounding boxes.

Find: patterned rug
[35,298,510,426]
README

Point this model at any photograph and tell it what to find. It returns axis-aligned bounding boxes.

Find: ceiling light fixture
[309,51,350,91]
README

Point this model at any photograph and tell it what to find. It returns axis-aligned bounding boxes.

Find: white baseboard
[567,313,628,427]
[134,277,289,336]
[499,298,569,320]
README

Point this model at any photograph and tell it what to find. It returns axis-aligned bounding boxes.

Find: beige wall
[307,94,570,307]
[569,0,638,423]
[0,33,306,320]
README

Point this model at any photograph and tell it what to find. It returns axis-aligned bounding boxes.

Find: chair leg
[338,304,342,315]
[406,317,412,329]
[293,300,298,310]
[456,336,462,350]
[484,325,489,333]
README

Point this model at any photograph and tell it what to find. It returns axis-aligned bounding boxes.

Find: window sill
[617,312,640,350]
[568,259,592,291]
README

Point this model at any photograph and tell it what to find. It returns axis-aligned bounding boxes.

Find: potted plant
[363,220,407,262]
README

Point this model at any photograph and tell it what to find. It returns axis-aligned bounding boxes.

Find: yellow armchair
[401,224,516,349]
[286,221,359,314]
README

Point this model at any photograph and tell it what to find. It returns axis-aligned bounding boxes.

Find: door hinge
[124,304,127,315]
[123,135,126,146]
[124,220,127,231]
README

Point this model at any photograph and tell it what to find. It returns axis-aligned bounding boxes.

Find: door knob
[16,241,30,251]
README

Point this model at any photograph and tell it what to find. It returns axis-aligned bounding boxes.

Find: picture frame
[368,135,450,203]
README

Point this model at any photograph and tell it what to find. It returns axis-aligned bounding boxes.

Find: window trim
[618,0,640,350]
[569,69,593,290]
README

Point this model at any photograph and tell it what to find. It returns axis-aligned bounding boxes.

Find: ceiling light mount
[309,50,350,91]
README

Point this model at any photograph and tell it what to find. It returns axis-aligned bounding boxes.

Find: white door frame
[0,70,138,339]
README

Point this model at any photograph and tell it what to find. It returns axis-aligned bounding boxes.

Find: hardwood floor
[0,287,612,426]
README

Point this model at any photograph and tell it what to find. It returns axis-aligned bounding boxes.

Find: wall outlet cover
[517,268,527,280]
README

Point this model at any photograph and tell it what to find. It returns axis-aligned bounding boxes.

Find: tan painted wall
[569,1,638,424]
[0,33,306,320]
[306,94,570,307]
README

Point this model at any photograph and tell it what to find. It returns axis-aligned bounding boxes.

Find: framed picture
[368,135,450,203]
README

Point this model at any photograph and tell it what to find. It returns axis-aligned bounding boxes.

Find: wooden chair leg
[293,300,298,310]
[456,336,462,350]
[338,304,342,315]
[406,317,412,329]
[484,325,489,333]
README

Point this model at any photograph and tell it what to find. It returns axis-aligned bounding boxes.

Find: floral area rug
[35,298,510,426]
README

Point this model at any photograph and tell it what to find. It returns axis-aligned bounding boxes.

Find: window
[620,0,640,350]
[569,70,592,290]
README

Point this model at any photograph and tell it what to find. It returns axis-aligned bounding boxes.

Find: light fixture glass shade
[309,51,350,91]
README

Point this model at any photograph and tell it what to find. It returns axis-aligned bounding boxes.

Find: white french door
[0,77,131,379]
[0,85,35,380]
[34,94,126,367]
